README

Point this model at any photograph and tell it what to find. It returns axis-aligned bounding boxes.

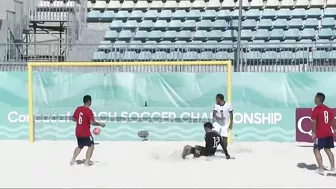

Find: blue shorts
[314,136,334,150]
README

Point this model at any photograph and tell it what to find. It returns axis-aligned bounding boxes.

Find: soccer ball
[93,128,101,135]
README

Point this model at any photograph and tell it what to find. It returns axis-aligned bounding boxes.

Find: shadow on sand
[75,159,98,166]
[297,162,336,177]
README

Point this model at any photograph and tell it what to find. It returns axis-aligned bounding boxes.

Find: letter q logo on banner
[297,116,312,136]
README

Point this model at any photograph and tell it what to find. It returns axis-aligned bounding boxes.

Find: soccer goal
[27,61,232,143]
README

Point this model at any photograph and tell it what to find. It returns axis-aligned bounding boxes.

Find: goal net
[28,61,232,143]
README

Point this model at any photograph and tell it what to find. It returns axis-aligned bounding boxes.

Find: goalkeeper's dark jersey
[204,131,222,156]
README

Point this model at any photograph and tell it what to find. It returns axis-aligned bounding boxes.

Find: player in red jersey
[70,95,105,166]
[312,92,336,174]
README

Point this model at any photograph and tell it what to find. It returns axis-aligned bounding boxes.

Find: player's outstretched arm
[90,120,106,127]
[212,110,221,121]
[229,111,233,130]
[332,119,336,133]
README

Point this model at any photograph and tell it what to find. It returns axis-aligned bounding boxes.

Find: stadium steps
[66,24,107,62]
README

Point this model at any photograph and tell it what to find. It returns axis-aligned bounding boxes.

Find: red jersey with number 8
[73,106,94,137]
[312,104,334,138]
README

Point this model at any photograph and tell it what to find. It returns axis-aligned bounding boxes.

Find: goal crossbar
[27,61,232,143]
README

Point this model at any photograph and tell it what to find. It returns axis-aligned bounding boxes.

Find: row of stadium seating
[102,29,336,41]
[98,39,336,48]
[92,50,336,61]
[87,8,336,22]
[84,0,336,9]
[105,18,334,29]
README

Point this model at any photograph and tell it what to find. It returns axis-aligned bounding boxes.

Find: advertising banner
[296,108,336,143]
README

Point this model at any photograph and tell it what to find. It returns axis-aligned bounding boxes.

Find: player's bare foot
[70,159,75,166]
[182,145,191,159]
[226,154,231,159]
[318,168,325,175]
[84,160,93,167]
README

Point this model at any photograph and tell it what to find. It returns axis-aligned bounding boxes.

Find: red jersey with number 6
[312,104,334,138]
[73,106,94,137]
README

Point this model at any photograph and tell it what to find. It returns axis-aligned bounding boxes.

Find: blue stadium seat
[173,10,187,20]
[304,18,319,28]
[148,31,163,40]
[87,10,101,21]
[301,28,316,39]
[118,30,132,40]
[104,31,119,40]
[222,30,236,40]
[92,51,108,61]
[229,20,239,28]
[259,19,273,29]
[129,40,143,49]
[202,10,217,20]
[231,9,245,19]
[288,19,303,29]
[214,51,234,60]
[101,11,114,21]
[313,50,328,60]
[285,29,300,40]
[217,10,231,19]
[277,9,291,19]
[273,19,288,29]
[278,51,294,60]
[159,10,173,20]
[110,20,124,30]
[197,20,213,30]
[124,51,138,61]
[321,18,335,28]
[324,8,336,18]
[124,20,138,29]
[139,20,154,30]
[114,11,130,20]
[209,30,223,40]
[167,51,183,60]
[153,51,167,60]
[242,19,258,29]
[129,10,144,20]
[319,28,333,39]
[144,41,158,49]
[183,20,197,30]
[134,31,148,40]
[108,52,123,60]
[245,9,260,19]
[306,8,322,18]
[154,20,168,30]
[157,40,171,47]
[168,20,182,30]
[255,29,269,40]
[163,30,178,40]
[178,30,193,40]
[246,51,262,60]
[270,29,285,40]
[262,51,277,60]
[296,51,309,59]
[241,30,254,40]
[291,8,306,18]
[194,30,208,40]
[114,41,128,46]
[98,41,112,50]
[138,51,152,60]
[262,9,276,19]
[144,10,159,20]
[183,51,198,60]
[213,20,228,30]
[198,51,213,60]
[187,10,202,20]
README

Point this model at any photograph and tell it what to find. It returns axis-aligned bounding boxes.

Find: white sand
[0,141,335,188]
